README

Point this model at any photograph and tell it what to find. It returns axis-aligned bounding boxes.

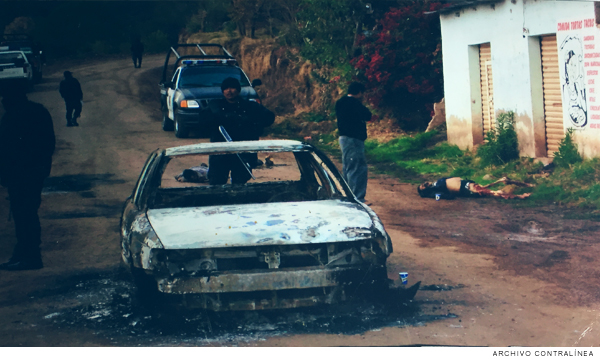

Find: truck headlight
[180,100,200,108]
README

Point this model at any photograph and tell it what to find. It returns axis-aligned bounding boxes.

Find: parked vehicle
[1,34,44,82]
[159,44,262,138]
[120,140,393,311]
[0,50,33,86]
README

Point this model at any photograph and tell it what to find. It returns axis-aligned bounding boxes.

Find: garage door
[479,43,494,137]
[541,35,564,156]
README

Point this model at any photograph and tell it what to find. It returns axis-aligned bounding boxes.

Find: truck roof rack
[1,34,33,41]
[170,43,234,59]
[161,44,237,83]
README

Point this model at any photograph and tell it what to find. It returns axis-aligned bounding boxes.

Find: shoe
[67,123,74,127]
[73,122,79,126]
[0,258,43,271]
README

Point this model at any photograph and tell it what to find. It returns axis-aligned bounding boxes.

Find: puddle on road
[42,174,126,194]
[42,203,123,219]
[32,268,460,346]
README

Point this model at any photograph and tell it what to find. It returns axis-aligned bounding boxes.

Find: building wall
[440,0,596,158]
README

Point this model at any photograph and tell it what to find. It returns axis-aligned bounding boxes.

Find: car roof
[165,140,310,157]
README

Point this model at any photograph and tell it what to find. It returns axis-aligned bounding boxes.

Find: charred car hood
[146,200,377,249]
[179,86,257,100]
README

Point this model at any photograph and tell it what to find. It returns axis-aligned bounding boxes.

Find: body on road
[418,176,533,200]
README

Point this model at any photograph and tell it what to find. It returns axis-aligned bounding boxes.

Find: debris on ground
[175,163,209,183]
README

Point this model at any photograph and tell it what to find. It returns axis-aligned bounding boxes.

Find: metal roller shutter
[479,43,494,137]
[541,35,564,156]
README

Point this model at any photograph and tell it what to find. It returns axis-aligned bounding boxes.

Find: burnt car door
[120,150,163,265]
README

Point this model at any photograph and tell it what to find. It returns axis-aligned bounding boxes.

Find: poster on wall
[556,18,600,129]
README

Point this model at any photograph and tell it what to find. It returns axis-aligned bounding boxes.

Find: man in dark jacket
[0,80,55,270]
[59,71,83,127]
[200,77,275,185]
[131,38,144,68]
[336,82,372,203]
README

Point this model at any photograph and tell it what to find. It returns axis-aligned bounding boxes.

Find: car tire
[162,113,174,131]
[174,114,189,138]
[34,69,42,83]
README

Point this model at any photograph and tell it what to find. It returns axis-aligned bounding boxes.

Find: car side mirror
[252,79,262,87]
[14,58,25,67]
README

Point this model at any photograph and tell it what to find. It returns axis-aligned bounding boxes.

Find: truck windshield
[179,67,251,88]
[0,52,25,64]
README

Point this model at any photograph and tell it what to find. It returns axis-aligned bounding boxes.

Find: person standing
[59,71,83,127]
[131,38,144,68]
[200,77,275,185]
[0,80,55,270]
[336,82,372,203]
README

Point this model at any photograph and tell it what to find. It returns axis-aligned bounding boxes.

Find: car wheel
[162,113,174,131]
[34,69,42,83]
[174,114,189,138]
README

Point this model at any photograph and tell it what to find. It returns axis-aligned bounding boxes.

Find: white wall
[440,0,596,157]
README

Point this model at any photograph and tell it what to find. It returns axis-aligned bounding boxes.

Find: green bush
[90,40,114,55]
[143,30,169,53]
[477,111,519,166]
[224,21,237,37]
[553,128,582,168]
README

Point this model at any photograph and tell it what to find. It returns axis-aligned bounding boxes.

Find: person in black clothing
[131,38,144,68]
[336,82,372,203]
[200,77,275,185]
[0,80,55,271]
[59,71,83,127]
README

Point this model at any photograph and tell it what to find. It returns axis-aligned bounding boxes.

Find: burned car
[120,140,393,311]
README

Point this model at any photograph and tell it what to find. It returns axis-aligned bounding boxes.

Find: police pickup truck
[0,50,33,86]
[159,44,262,138]
[1,34,44,82]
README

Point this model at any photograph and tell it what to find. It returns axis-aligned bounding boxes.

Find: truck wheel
[34,68,42,83]
[162,114,174,131]
[174,114,189,138]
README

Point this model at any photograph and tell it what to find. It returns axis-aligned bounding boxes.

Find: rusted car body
[120,140,393,311]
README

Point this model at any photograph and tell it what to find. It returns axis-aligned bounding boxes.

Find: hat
[64,71,72,77]
[221,77,241,92]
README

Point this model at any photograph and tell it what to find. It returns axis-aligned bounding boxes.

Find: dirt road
[0,55,599,347]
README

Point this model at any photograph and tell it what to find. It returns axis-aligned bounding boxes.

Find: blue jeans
[339,136,367,202]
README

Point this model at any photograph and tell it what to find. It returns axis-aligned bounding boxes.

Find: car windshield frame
[143,148,353,210]
[0,51,27,64]
[178,66,251,89]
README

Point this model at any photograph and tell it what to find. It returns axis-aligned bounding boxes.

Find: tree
[297,0,366,66]
[352,1,447,130]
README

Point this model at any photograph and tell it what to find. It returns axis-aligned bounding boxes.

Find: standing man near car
[131,37,144,69]
[59,71,83,127]
[336,82,372,203]
[201,77,275,185]
[0,79,55,271]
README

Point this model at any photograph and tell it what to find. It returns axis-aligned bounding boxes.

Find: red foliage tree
[351,2,447,130]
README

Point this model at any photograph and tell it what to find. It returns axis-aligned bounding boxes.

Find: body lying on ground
[417,177,533,200]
